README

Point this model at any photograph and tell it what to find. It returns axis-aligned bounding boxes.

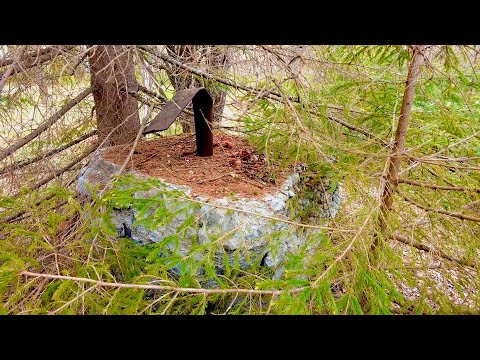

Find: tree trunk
[88,45,140,147]
[376,45,425,241]
[164,45,230,133]
[205,45,230,123]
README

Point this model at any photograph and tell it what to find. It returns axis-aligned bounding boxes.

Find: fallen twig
[392,234,476,269]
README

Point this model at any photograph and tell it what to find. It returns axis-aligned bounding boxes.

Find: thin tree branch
[173,195,348,232]
[139,45,387,145]
[0,46,76,77]
[400,131,480,175]
[0,87,92,162]
[127,90,162,109]
[25,145,96,193]
[398,189,480,223]
[67,51,90,76]
[4,197,69,224]
[139,45,287,100]
[311,211,373,287]
[0,130,97,175]
[114,107,152,176]
[0,46,26,93]
[20,270,290,296]
[421,155,480,163]
[136,85,198,117]
[392,234,476,269]
[137,84,167,102]
[397,177,480,193]
[0,46,69,68]
[315,112,389,146]
[2,176,79,223]
[48,285,98,315]
[408,160,480,171]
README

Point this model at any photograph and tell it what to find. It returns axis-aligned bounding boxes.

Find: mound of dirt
[103,132,287,198]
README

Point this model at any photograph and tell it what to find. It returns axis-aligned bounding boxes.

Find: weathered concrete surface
[78,150,341,274]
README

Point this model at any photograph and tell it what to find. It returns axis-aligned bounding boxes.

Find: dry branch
[67,51,90,76]
[0,130,97,175]
[0,46,26,93]
[312,111,389,146]
[397,177,480,193]
[0,46,76,77]
[21,270,292,296]
[0,87,92,162]
[139,46,290,101]
[398,190,480,223]
[137,84,167,102]
[3,177,79,223]
[26,145,96,192]
[400,131,480,175]
[3,194,63,224]
[392,234,475,269]
[410,160,480,171]
[139,46,387,145]
[0,46,71,67]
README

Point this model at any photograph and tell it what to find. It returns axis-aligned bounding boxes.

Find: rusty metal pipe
[192,89,213,156]
[143,87,214,156]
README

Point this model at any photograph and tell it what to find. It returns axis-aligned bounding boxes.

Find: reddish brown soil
[103,132,286,198]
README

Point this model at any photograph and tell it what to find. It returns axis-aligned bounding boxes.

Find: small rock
[223,139,234,149]
[229,159,242,168]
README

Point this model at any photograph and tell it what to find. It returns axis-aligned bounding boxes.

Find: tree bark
[204,45,231,123]
[377,46,425,240]
[164,45,230,133]
[88,46,141,147]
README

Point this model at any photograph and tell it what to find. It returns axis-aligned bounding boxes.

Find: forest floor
[391,241,478,312]
[103,131,288,198]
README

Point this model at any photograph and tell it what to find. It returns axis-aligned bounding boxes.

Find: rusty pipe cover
[143,87,213,157]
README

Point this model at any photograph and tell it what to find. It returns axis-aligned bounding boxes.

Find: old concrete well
[77,132,341,278]
[78,87,340,279]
